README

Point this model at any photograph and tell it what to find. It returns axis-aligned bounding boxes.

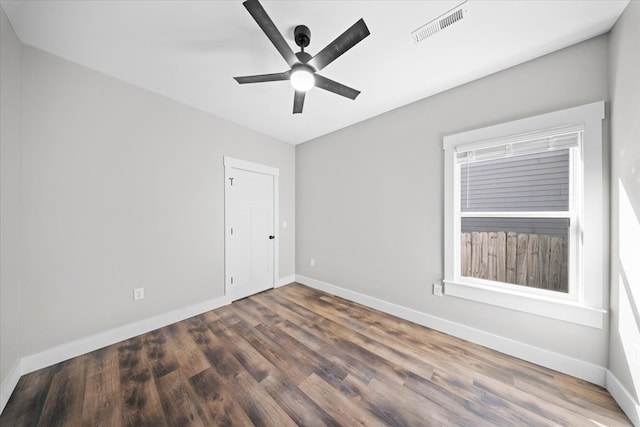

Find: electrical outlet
[310,258,315,267]
[433,283,443,297]
[282,220,287,229]
[133,288,144,301]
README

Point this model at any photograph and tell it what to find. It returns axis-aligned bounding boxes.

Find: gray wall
[0,6,22,396]
[296,35,610,366]
[608,0,640,402]
[18,45,295,357]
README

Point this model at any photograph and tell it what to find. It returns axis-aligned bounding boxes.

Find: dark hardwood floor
[0,283,631,426]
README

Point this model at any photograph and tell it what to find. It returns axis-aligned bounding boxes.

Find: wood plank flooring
[0,283,631,426]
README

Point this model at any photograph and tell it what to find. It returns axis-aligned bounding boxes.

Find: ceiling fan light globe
[290,69,315,92]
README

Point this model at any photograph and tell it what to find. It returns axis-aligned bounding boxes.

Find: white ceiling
[1,0,629,144]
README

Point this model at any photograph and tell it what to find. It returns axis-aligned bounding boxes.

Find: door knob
[269,235,275,239]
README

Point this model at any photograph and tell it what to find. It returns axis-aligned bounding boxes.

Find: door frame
[223,156,279,300]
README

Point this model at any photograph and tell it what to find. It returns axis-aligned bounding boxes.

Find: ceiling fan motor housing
[294,25,311,49]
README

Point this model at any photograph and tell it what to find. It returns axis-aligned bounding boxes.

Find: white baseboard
[0,359,22,414]
[295,274,606,386]
[20,294,230,376]
[276,275,296,288]
[606,370,640,426]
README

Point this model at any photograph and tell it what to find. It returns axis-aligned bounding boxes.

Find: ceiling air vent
[412,0,469,44]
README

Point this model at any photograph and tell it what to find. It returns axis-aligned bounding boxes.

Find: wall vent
[412,0,469,44]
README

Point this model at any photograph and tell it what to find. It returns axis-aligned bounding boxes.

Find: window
[443,102,606,328]
[458,135,578,297]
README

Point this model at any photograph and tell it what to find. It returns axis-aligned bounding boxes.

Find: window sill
[443,280,606,329]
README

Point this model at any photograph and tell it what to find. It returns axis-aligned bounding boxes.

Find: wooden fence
[461,231,568,292]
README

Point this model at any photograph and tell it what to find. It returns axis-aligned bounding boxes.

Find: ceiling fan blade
[293,91,305,114]
[243,0,297,67]
[234,71,291,84]
[308,18,370,72]
[314,74,360,100]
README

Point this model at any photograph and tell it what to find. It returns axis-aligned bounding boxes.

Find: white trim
[444,281,605,328]
[452,123,584,154]
[223,156,279,177]
[606,370,640,426]
[274,175,280,295]
[295,274,606,386]
[443,101,604,150]
[459,211,572,218]
[224,156,280,302]
[20,294,230,376]
[276,275,295,288]
[443,101,606,324]
[0,358,22,413]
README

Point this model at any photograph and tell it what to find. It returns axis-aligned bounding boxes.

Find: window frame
[442,102,606,329]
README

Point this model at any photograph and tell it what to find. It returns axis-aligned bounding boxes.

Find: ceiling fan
[234,0,370,114]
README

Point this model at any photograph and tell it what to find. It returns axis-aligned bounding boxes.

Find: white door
[224,157,278,301]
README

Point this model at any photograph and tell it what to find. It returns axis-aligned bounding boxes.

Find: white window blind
[455,129,582,164]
